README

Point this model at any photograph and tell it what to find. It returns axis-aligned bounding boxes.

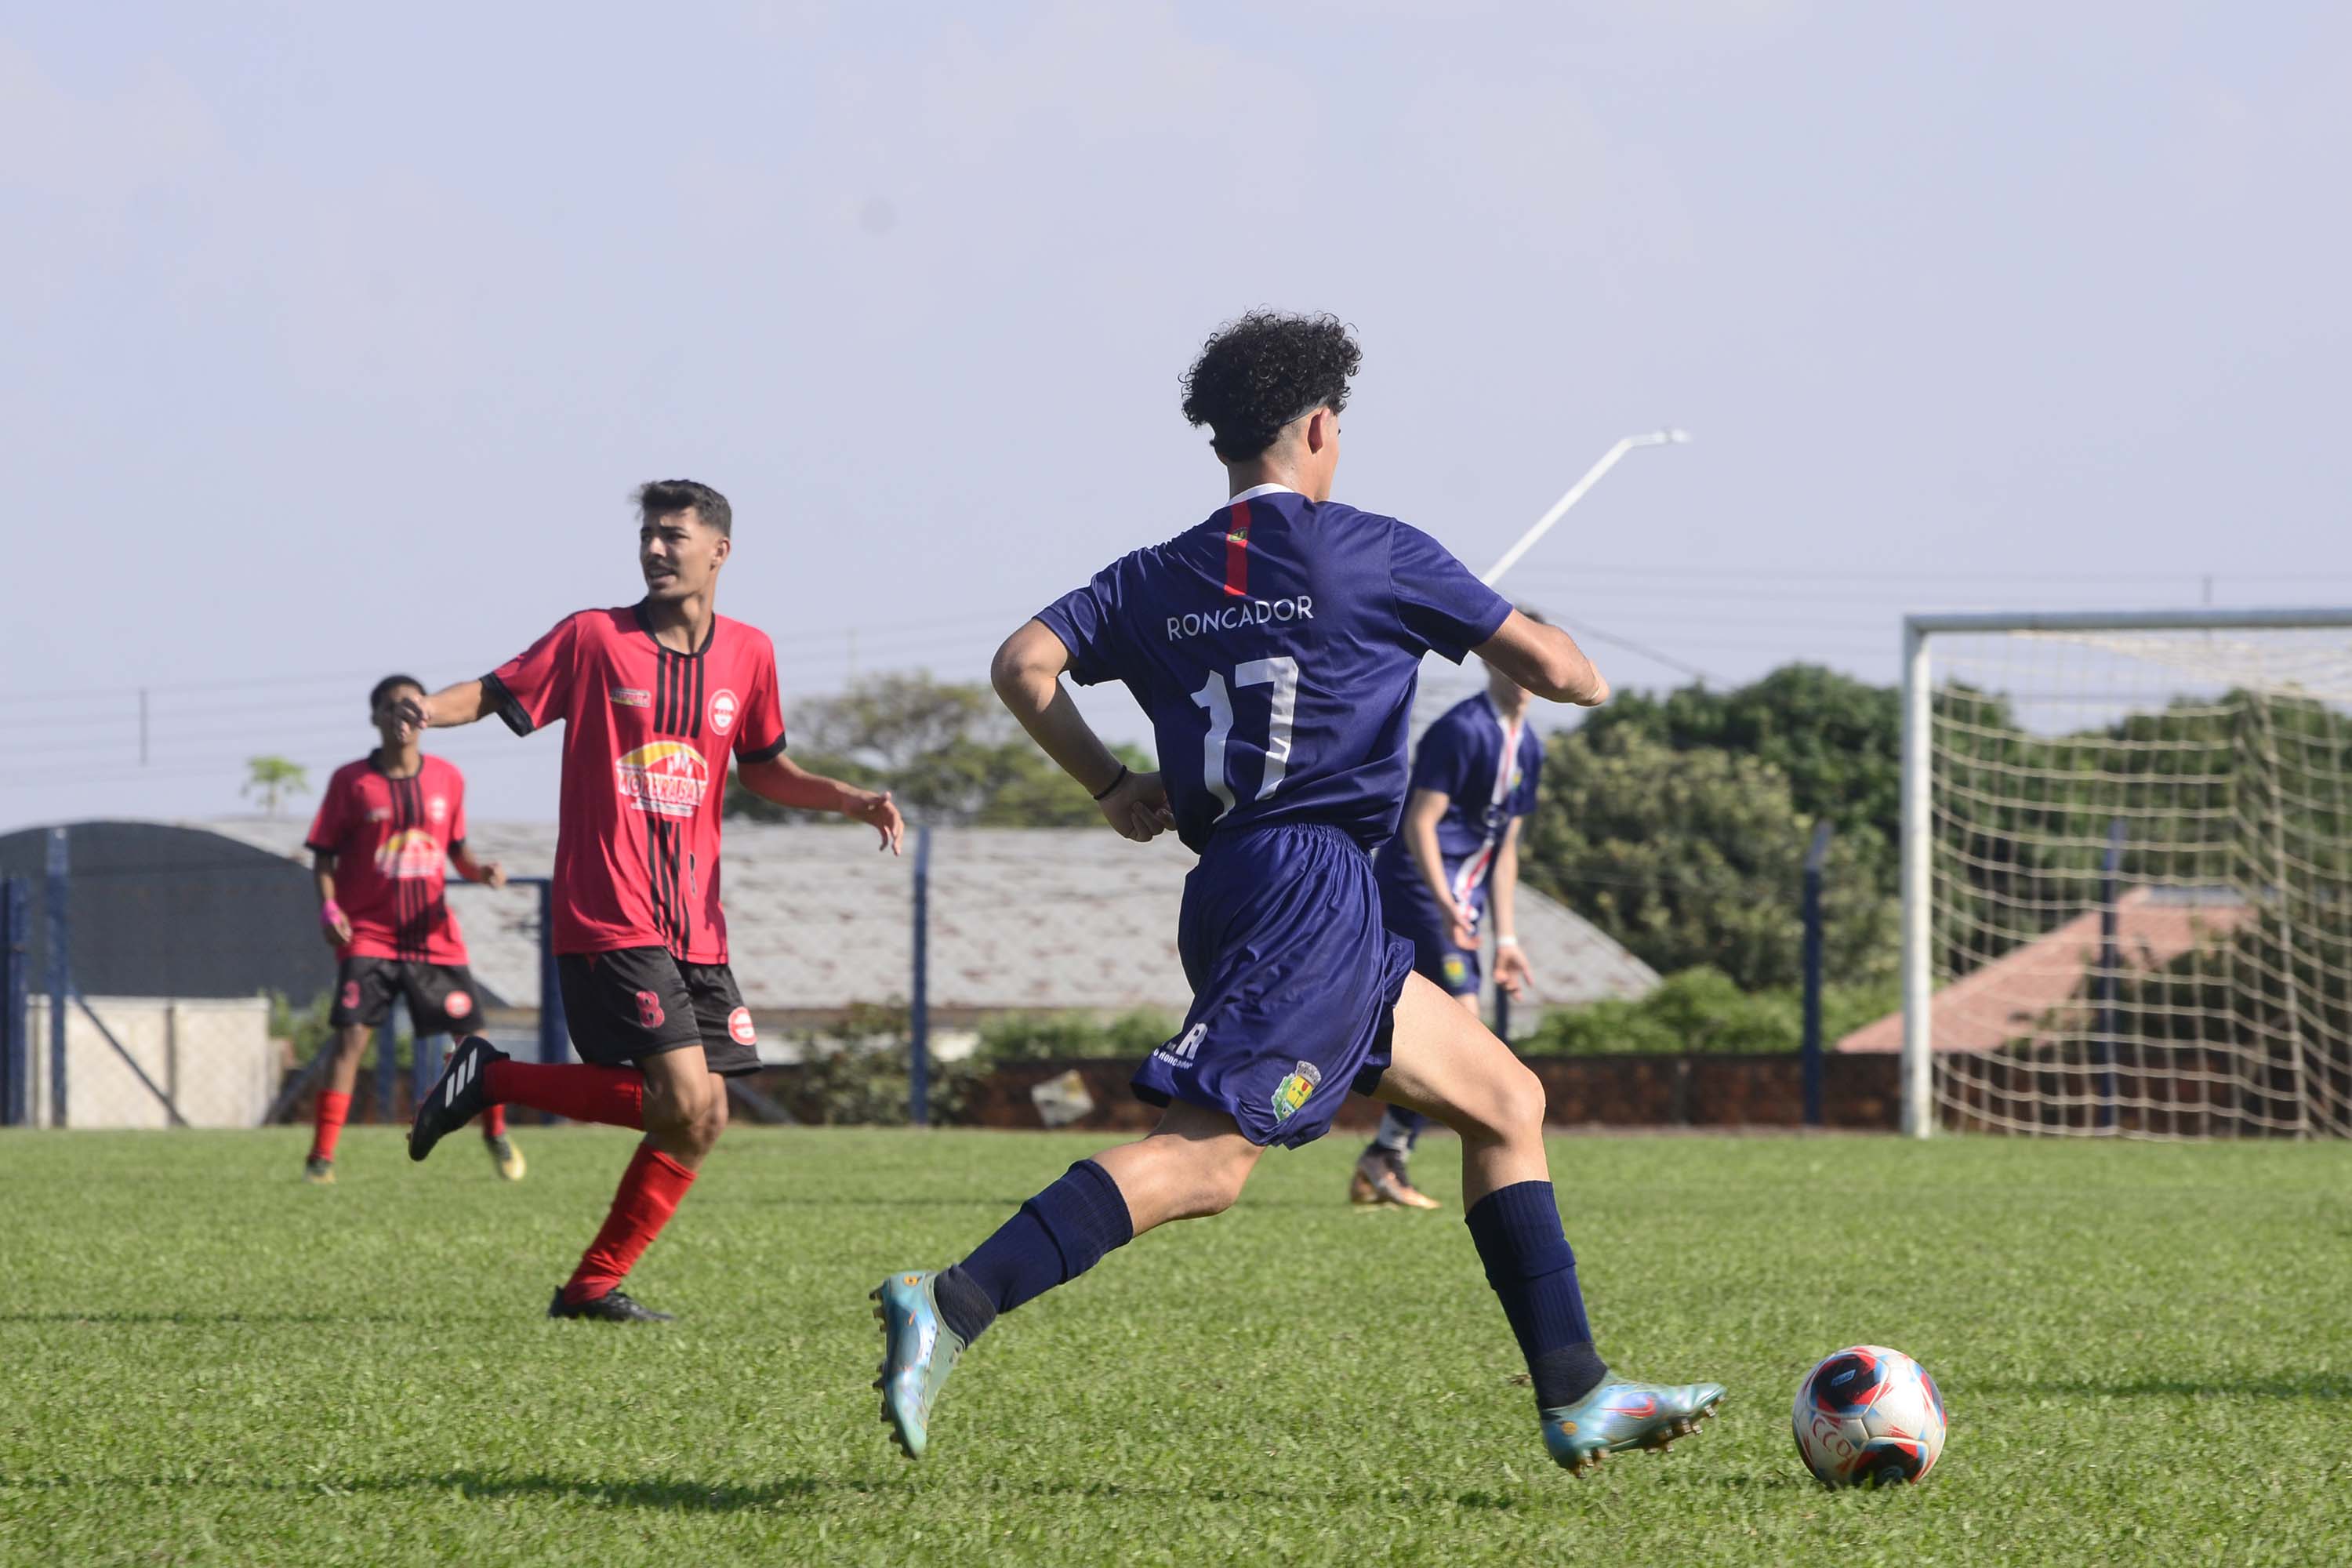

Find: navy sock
[1465,1181,1607,1409]
[935,1159,1134,1345]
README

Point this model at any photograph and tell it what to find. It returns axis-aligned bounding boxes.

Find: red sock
[485,1059,644,1128]
[481,1102,508,1138]
[564,1145,696,1303]
[310,1090,351,1163]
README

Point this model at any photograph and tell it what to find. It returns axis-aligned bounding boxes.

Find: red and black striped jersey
[483,604,786,961]
[305,753,472,964]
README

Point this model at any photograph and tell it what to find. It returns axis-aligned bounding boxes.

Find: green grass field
[2,1127,2347,1566]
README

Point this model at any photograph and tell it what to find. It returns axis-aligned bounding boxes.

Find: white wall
[22,996,276,1129]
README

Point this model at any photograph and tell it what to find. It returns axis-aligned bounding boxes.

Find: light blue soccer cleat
[1541,1380,1727,1475]
[871,1271,967,1460]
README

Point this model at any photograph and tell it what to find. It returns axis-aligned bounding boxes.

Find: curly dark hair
[1180,311,1362,461]
[368,673,423,712]
[635,478,732,537]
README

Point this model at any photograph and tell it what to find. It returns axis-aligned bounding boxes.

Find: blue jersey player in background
[1353,653,1545,1209]
[871,312,1724,1477]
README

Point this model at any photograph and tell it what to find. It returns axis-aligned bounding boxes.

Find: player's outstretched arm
[396,680,496,731]
[992,619,1175,844]
[735,757,906,855]
[1475,612,1609,706]
[1490,818,1533,998]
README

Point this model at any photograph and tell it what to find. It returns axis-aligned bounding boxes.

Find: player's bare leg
[1372,972,1723,1475]
[1351,985,1477,1209]
[304,1023,373,1183]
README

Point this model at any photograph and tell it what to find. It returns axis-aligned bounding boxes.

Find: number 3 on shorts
[1191,655,1299,816]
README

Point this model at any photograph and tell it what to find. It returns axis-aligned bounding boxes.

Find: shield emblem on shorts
[1443,955,1468,987]
[1269,1061,1322,1124]
[443,989,473,1019]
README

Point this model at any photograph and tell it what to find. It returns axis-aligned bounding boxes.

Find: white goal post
[1900,607,2352,1139]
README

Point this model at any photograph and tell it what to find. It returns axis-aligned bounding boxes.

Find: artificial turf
[1,1126,2347,1566]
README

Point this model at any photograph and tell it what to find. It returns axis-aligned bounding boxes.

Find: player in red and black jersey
[302,674,519,1184]
[398,479,904,1322]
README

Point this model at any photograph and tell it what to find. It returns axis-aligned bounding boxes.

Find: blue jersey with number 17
[1036,488,1512,856]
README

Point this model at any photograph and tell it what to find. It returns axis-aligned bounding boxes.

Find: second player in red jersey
[398,479,904,1323]
[301,674,520,1185]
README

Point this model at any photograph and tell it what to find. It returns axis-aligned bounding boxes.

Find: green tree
[1580,663,1901,854]
[1521,725,1896,990]
[242,756,310,816]
[725,671,1153,827]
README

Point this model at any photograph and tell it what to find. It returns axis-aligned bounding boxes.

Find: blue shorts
[1134,823,1417,1149]
[1377,885,1482,997]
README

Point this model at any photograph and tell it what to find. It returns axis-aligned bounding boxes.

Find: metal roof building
[13,818,1658,1031]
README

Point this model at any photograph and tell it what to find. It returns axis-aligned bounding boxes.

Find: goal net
[1900,610,2352,1138]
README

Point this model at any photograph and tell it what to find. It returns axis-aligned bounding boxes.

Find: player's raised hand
[1494,939,1533,1000]
[1099,770,1177,844]
[855,789,906,855]
[393,690,432,731]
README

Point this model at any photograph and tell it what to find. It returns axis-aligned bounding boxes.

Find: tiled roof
[199,818,1658,1021]
[1837,887,2253,1054]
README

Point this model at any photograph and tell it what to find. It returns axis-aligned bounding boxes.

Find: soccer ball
[1791,1345,1947,1486]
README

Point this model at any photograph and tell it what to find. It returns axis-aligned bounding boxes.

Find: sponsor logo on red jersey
[609,686,651,708]
[615,740,710,818]
[374,827,445,878]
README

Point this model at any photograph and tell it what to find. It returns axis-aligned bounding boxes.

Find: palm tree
[243,756,310,817]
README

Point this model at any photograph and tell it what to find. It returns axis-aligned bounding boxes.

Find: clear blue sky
[5,1,2348,830]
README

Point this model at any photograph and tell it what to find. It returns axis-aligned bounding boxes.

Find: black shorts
[332,956,483,1036]
[557,948,762,1077]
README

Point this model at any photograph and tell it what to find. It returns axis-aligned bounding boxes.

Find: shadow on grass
[1969,1377,2351,1402]
[5,1468,1650,1515]
[0,1311,434,1327]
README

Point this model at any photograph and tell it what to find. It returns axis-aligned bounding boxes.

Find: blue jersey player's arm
[1475,610,1610,706]
[992,619,1177,844]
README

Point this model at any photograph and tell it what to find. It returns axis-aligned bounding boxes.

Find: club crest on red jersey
[374,828,444,879]
[615,740,710,817]
[710,688,739,735]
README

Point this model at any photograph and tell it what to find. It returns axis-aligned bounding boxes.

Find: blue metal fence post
[535,878,569,1066]
[2096,818,2124,1132]
[45,828,69,1129]
[1801,818,1834,1127]
[408,996,436,1107]
[2,877,27,1127]
[910,826,931,1128]
[1492,971,1512,1044]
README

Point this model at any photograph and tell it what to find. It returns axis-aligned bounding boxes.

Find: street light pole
[1480,429,1690,587]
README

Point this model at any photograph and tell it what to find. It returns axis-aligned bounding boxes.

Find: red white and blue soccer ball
[1791,1345,1947,1486]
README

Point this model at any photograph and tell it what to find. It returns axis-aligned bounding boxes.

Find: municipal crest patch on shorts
[1443,955,1468,986]
[1269,1061,1323,1124]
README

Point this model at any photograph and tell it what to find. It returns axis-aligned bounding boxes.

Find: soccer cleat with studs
[1541,1380,1727,1476]
[484,1131,527,1181]
[871,1271,968,1460]
[1349,1149,1441,1210]
[303,1155,335,1185]
[408,1036,505,1163]
[547,1286,675,1323]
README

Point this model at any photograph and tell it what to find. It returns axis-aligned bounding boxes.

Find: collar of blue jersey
[1227,482,1298,505]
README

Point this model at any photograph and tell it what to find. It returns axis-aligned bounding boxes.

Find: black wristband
[1091,764,1131,801]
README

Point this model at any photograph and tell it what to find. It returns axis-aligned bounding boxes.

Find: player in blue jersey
[871,312,1723,1475]
[1352,656,1544,1209]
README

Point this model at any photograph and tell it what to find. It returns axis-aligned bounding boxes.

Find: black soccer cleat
[548,1286,676,1323]
[408,1035,506,1163]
